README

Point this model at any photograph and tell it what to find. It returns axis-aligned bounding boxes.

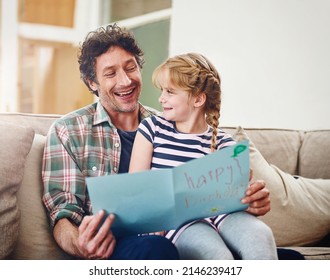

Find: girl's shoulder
[140,115,174,130]
[148,115,174,126]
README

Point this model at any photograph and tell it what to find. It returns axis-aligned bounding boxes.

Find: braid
[197,65,221,153]
[206,104,220,152]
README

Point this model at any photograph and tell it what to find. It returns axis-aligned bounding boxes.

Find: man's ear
[88,79,98,92]
[194,93,206,108]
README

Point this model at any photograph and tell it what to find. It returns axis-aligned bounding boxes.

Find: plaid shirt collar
[93,101,112,126]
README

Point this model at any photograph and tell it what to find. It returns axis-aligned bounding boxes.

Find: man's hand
[77,210,116,259]
[241,169,271,216]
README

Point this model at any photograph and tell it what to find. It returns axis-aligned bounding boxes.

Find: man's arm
[241,179,270,216]
[54,211,116,259]
[43,121,117,259]
[53,218,81,257]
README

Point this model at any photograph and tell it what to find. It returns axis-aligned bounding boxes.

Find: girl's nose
[158,92,165,103]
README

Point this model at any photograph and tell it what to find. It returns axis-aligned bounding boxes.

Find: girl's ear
[194,93,207,108]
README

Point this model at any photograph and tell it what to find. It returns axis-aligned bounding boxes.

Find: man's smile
[114,88,134,97]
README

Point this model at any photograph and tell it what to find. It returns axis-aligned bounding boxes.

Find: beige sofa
[0,112,329,260]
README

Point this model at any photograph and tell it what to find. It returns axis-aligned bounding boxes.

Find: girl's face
[157,69,196,122]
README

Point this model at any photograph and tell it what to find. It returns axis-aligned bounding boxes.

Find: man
[42,24,271,260]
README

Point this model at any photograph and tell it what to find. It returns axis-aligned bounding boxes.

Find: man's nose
[117,70,131,86]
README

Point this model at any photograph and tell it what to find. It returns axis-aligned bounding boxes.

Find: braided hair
[152,53,221,152]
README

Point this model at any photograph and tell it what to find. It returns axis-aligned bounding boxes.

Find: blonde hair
[152,53,221,152]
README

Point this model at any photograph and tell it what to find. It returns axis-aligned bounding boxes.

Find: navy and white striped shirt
[138,115,235,169]
[137,115,236,242]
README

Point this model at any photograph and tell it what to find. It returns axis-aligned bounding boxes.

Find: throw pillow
[8,133,73,259]
[234,126,330,247]
[0,122,34,259]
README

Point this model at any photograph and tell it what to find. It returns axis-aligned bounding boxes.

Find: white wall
[170,0,330,130]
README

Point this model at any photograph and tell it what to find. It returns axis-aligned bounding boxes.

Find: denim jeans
[111,235,179,260]
[175,211,278,260]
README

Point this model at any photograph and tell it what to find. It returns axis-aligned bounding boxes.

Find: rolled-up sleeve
[42,121,89,230]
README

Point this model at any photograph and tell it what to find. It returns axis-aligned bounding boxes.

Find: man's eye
[126,65,137,72]
[105,72,115,77]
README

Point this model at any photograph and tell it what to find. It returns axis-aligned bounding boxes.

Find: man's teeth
[116,90,133,96]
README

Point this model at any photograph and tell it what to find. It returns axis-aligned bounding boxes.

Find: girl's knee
[254,220,275,240]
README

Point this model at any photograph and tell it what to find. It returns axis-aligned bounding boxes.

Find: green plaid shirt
[42,101,155,230]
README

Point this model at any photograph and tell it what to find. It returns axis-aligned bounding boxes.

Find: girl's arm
[129,131,154,173]
[129,131,166,236]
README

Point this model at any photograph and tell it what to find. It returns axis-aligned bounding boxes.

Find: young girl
[129,53,277,259]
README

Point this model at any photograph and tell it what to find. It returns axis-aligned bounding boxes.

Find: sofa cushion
[0,122,34,259]
[8,133,73,259]
[299,130,330,179]
[0,113,59,136]
[241,128,301,175]
[289,247,330,260]
[234,126,330,247]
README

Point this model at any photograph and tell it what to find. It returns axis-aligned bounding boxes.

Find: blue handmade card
[86,140,250,236]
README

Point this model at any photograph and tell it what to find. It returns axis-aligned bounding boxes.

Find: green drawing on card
[211,207,219,213]
[231,145,247,157]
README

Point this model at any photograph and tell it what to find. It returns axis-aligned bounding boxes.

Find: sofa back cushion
[0,113,59,136]
[224,127,301,175]
[0,122,34,259]
[299,130,330,179]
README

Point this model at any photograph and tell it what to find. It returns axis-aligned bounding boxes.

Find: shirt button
[114,142,120,148]
[92,166,97,172]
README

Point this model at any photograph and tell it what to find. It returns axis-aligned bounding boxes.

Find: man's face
[90,46,142,114]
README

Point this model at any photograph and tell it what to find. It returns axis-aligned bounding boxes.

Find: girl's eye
[159,88,174,96]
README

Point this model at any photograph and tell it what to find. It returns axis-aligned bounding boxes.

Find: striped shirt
[42,101,155,230]
[138,115,236,242]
